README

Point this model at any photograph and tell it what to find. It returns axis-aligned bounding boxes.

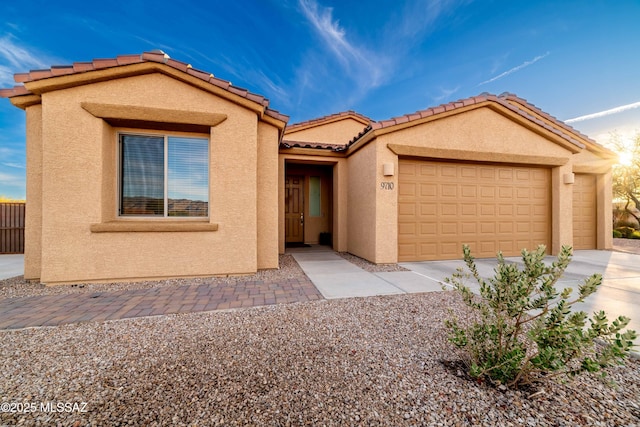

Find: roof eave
[9,93,41,109]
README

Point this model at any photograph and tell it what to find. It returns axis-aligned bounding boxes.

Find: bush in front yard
[444,245,637,389]
[615,226,636,238]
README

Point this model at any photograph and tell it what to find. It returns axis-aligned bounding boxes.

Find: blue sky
[1,0,639,199]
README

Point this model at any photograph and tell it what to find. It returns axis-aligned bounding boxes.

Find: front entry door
[285,175,304,243]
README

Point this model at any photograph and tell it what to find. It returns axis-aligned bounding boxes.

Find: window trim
[117,131,210,220]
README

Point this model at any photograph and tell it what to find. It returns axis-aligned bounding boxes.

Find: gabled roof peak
[0,51,288,123]
[286,110,372,133]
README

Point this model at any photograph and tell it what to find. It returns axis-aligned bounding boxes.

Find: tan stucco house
[0,51,617,284]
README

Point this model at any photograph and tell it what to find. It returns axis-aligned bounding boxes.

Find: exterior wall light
[563,172,575,184]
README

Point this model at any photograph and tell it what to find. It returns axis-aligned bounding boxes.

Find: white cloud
[478,51,550,86]
[394,0,462,40]
[432,85,461,102]
[1,162,25,169]
[565,101,640,123]
[0,170,23,183]
[297,0,385,88]
[0,34,52,86]
[298,0,361,66]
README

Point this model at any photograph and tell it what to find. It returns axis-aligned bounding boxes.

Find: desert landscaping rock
[1,292,638,426]
[337,252,409,273]
[613,237,640,254]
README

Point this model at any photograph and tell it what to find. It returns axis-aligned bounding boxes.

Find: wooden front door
[285,175,304,243]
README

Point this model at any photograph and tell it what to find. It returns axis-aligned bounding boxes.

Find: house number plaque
[380,182,394,190]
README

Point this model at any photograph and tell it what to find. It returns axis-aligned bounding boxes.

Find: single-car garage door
[572,174,597,250]
[398,159,551,261]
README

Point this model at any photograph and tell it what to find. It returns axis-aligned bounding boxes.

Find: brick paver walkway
[0,278,322,330]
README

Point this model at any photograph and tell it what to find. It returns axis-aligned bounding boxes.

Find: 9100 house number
[380,182,394,190]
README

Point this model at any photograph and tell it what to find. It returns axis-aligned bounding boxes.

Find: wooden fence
[0,203,25,254]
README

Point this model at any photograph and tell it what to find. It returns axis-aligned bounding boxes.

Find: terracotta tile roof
[279,140,348,152]
[361,93,585,149]
[0,86,30,97]
[285,110,372,133]
[497,92,597,144]
[0,50,288,123]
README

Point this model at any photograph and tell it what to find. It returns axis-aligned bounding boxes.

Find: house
[0,51,617,284]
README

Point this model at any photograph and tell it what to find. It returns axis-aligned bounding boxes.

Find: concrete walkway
[401,250,640,335]
[290,249,443,299]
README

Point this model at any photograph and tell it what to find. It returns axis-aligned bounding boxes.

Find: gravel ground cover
[0,255,305,299]
[1,292,638,426]
[337,252,409,273]
[613,238,640,254]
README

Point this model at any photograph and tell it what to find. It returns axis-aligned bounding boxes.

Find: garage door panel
[420,204,436,216]
[398,159,550,261]
[573,174,597,249]
[480,241,496,254]
[498,222,513,233]
[441,223,458,234]
[498,240,516,253]
[420,183,436,196]
[480,222,496,234]
[399,183,416,196]
[441,184,458,197]
[461,204,477,216]
[441,166,457,178]
[441,203,457,215]
[420,223,436,235]
[398,202,415,216]
[461,223,476,233]
[440,242,461,257]
[498,187,513,199]
[480,186,495,198]
[480,204,495,215]
[398,223,415,235]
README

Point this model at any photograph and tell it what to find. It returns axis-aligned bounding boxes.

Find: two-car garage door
[398,159,551,261]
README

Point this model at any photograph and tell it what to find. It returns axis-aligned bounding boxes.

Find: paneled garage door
[572,174,597,250]
[398,159,551,261]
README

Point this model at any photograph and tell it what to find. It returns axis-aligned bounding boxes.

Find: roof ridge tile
[287,110,373,131]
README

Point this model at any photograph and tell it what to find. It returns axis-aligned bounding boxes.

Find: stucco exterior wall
[347,142,377,261]
[34,72,278,284]
[382,108,571,160]
[257,121,279,269]
[597,172,613,249]
[551,164,574,254]
[285,118,367,144]
[374,142,399,263]
[24,104,42,280]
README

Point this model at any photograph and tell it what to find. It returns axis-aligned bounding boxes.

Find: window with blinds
[119,134,209,217]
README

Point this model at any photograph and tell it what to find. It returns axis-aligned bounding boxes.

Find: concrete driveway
[401,250,640,336]
[0,254,23,280]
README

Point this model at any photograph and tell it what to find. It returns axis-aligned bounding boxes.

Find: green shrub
[612,229,623,238]
[631,230,640,239]
[444,245,636,389]
[614,226,636,238]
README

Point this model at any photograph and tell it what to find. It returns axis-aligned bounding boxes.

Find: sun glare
[619,150,634,166]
